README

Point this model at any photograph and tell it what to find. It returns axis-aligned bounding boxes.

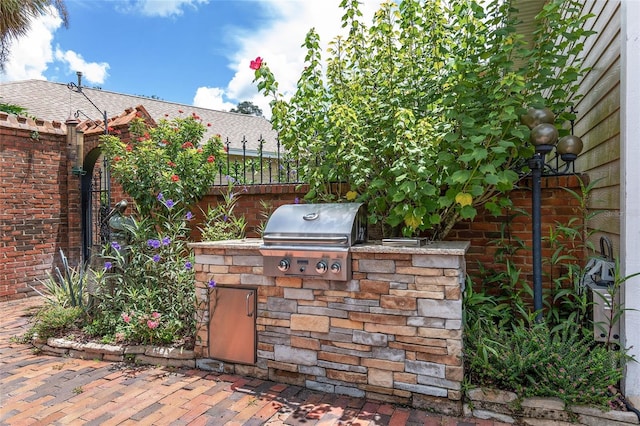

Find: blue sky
[0,0,380,118]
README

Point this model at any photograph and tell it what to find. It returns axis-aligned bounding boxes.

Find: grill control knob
[277,259,290,272]
[330,262,341,274]
[315,261,328,274]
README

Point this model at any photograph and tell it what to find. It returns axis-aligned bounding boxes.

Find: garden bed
[33,336,197,369]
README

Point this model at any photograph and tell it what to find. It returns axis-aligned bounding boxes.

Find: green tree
[230,101,263,117]
[0,0,69,71]
[0,102,27,115]
[252,0,593,240]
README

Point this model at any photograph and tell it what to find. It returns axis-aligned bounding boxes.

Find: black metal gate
[81,156,110,263]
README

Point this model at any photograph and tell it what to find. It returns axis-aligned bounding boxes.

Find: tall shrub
[100,112,223,216]
[252,0,594,240]
[90,113,224,346]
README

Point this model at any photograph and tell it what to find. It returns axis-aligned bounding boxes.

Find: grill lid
[262,202,367,248]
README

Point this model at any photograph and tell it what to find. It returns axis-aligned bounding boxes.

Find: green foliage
[28,306,84,340]
[542,178,604,328]
[88,200,197,346]
[100,113,223,216]
[252,0,594,239]
[256,199,276,237]
[199,182,247,241]
[0,102,28,115]
[230,100,263,117]
[464,177,633,409]
[33,249,95,311]
[466,320,626,408]
[592,259,640,348]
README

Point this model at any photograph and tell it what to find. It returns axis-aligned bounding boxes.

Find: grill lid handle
[303,212,319,221]
[263,235,349,245]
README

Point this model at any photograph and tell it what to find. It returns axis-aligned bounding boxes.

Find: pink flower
[147,320,159,329]
[151,312,161,319]
[121,312,132,323]
[250,56,263,70]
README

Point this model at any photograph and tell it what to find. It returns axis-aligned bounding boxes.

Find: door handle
[246,291,254,317]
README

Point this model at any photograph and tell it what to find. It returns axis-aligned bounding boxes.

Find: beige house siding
[572,0,621,250]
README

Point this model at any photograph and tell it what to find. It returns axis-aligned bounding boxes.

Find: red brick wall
[0,114,73,300]
[194,184,309,240]
[0,113,140,301]
[448,174,586,289]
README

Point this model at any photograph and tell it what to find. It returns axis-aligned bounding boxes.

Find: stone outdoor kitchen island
[189,239,469,415]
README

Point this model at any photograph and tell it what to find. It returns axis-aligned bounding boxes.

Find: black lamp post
[521,107,584,321]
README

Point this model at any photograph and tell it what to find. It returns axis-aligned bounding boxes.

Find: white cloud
[193,86,236,112]
[0,6,63,82]
[53,49,110,85]
[119,0,209,17]
[193,0,381,119]
[0,0,383,119]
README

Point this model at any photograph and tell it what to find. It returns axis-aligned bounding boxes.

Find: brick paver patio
[0,297,505,425]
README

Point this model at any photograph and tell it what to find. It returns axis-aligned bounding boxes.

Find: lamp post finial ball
[530,123,559,149]
[557,135,584,162]
[521,107,555,129]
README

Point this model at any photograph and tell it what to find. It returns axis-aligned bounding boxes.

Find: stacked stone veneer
[190,239,469,415]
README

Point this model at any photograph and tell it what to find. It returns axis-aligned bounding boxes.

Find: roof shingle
[0,79,278,155]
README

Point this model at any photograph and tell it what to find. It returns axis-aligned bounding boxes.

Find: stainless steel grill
[260,203,367,281]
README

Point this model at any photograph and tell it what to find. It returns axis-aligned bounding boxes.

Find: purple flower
[111,242,121,250]
[185,211,193,220]
[104,261,112,270]
[294,197,300,204]
[147,239,161,249]
[185,261,192,270]
[166,199,175,209]
[223,214,228,222]
[162,237,171,245]
[157,192,164,201]
[153,254,161,262]
[208,279,216,288]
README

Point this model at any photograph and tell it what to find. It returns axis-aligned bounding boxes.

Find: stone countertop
[189,239,470,255]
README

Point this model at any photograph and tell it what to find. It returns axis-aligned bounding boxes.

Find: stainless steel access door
[209,286,257,365]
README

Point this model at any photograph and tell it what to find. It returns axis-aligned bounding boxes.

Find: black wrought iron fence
[214,136,304,185]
